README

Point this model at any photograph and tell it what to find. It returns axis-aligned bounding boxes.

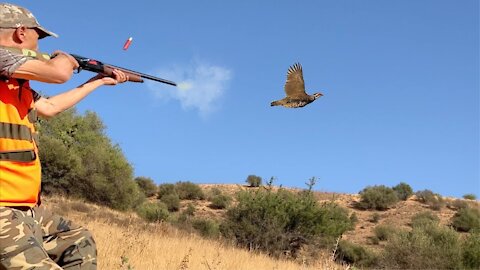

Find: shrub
[159,193,181,212]
[192,218,220,238]
[463,194,477,200]
[157,183,176,199]
[136,202,169,222]
[39,109,144,211]
[462,231,480,269]
[370,213,381,223]
[135,176,158,197]
[349,212,359,225]
[392,182,413,201]
[410,211,440,228]
[374,224,396,241]
[357,185,399,210]
[381,223,462,269]
[246,175,262,187]
[336,240,377,267]
[175,181,205,200]
[448,199,469,210]
[415,189,444,210]
[208,187,222,197]
[451,207,480,232]
[220,186,353,258]
[209,194,232,209]
[183,203,196,216]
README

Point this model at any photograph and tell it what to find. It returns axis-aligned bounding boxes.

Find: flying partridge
[271,63,323,108]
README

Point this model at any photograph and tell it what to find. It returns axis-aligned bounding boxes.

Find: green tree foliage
[136,202,169,222]
[336,240,378,267]
[451,207,480,232]
[135,176,158,197]
[357,185,399,210]
[159,193,181,212]
[38,109,143,210]
[415,189,444,210]
[392,182,413,201]
[220,183,353,258]
[373,224,396,241]
[175,181,205,200]
[462,231,480,269]
[246,175,262,187]
[463,194,477,200]
[381,223,463,269]
[410,211,440,228]
[157,183,176,199]
[192,218,220,238]
[209,193,232,209]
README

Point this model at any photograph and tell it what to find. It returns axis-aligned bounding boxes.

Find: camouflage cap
[0,3,58,39]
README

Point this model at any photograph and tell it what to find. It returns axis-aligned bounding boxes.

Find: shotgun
[70,54,176,86]
[0,46,177,86]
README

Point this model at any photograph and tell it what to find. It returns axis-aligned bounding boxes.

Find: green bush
[451,207,480,232]
[39,109,144,210]
[192,218,220,238]
[157,183,176,199]
[462,231,480,269]
[220,186,353,258]
[159,193,181,212]
[336,240,377,267]
[415,189,444,210]
[392,182,413,201]
[209,194,232,209]
[463,194,477,200]
[357,185,399,210]
[135,176,158,197]
[381,223,462,269]
[209,187,222,197]
[448,199,469,210]
[246,175,262,187]
[175,181,205,200]
[136,202,169,222]
[410,211,440,228]
[374,224,396,241]
[182,203,196,217]
[370,213,381,223]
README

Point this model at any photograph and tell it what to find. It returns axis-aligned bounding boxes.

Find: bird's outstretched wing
[284,63,308,99]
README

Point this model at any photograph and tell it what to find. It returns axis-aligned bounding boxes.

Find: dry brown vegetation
[44,195,347,270]
[43,184,478,269]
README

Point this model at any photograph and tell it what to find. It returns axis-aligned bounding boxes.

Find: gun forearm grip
[103,66,144,83]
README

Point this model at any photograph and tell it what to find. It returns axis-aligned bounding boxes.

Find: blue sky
[12,0,479,198]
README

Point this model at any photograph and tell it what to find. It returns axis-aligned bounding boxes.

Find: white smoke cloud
[147,60,232,117]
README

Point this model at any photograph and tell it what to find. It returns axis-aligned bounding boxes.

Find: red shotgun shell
[123,37,133,50]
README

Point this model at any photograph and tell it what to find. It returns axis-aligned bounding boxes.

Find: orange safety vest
[0,78,41,207]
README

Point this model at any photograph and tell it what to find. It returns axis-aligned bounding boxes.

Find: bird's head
[313,92,324,99]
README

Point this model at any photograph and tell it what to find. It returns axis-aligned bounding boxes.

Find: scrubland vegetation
[38,109,480,269]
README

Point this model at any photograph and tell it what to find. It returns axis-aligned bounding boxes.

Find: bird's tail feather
[271,100,280,106]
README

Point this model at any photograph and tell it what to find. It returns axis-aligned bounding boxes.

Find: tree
[38,108,143,210]
[135,177,158,197]
[392,182,413,201]
[246,175,262,187]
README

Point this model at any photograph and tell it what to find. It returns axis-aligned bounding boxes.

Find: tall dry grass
[45,196,348,270]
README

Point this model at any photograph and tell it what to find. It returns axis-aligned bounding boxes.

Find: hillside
[192,184,478,250]
[43,184,479,269]
[43,193,346,270]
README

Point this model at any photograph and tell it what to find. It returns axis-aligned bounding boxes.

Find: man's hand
[50,50,79,70]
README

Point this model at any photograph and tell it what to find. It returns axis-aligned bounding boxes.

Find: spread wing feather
[284,63,308,99]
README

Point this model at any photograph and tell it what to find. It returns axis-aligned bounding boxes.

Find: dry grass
[44,196,347,270]
[43,185,478,269]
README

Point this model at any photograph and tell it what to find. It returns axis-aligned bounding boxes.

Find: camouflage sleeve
[0,48,31,78]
